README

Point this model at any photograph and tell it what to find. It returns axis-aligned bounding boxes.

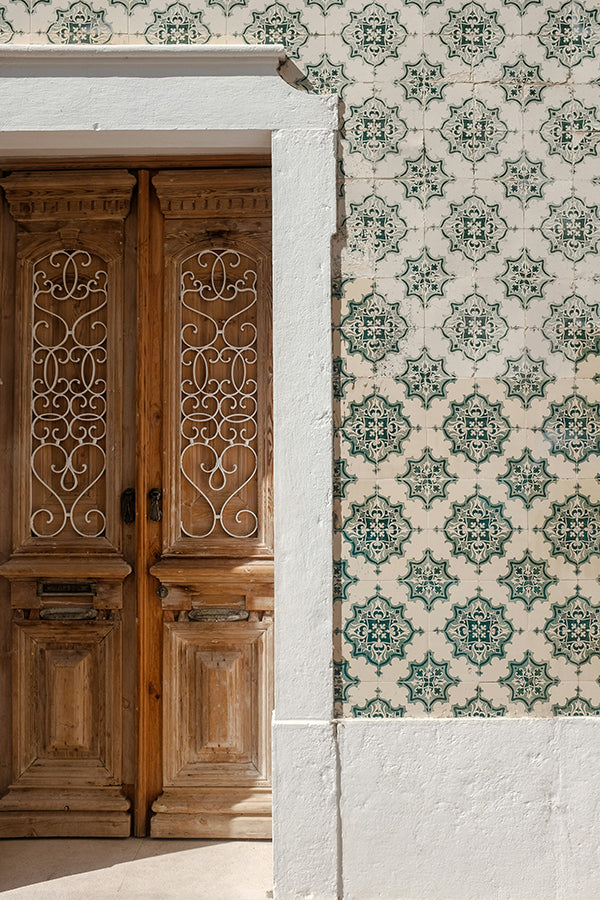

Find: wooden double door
[0,164,274,838]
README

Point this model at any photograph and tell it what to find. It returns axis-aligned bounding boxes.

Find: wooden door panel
[0,612,129,837]
[163,619,272,783]
[13,619,121,783]
[0,170,134,837]
[1,171,134,556]
[153,169,273,558]
[153,613,273,838]
[149,169,274,839]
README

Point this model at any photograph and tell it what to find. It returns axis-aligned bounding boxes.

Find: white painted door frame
[0,44,338,899]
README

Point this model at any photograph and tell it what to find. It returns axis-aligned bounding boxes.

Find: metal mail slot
[40,607,98,621]
[189,608,249,622]
[37,581,97,597]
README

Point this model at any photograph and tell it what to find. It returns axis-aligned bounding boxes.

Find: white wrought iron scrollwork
[30,249,108,538]
[180,248,259,539]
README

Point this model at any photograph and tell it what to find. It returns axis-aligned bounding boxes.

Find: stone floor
[0,838,273,899]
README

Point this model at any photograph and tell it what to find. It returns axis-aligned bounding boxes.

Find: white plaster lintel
[0,45,337,155]
[0,43,288,74]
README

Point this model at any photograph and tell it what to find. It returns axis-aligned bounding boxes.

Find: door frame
[0,44,338,898]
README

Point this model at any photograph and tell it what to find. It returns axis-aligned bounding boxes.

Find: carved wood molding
[152,168,271,219]
[150,557,274,585]
[0,170,136,222]
[0,555,132,581]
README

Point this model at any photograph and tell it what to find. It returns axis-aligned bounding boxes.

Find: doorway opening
[0,159,274,839]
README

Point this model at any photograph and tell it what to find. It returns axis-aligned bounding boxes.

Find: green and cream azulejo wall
[8,0,600,719]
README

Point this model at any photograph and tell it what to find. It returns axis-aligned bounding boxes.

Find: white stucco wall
[338,720,600,900]
[273,718,600,899]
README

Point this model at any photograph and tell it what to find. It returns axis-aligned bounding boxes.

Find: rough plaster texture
[339,720,600,900]
[272,722,339,900]
[272,126,336,723]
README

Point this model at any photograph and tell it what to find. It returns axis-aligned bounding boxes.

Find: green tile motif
[499,552,555,611]
[399,150,450,208]
[440,2,504,66]
[543,395,600,466]
[445,492,513,567]
[400,349,452,408]
[500,652,557,711]
[444,590,514,670]
[542,295,600,364]
[453,687,506,717]
[242,3,309,58]
[340,291,408,363]
[398,56,446,108]
[0,9,13,42]
[541,100,600,165]
[440,99,508,162]
[402,448,455,508]
[502,450,553,508]
[554,695,600,716]
[541,198,600,262]
[305,54,350,97]
[344,588,417,674]
[500,153,548,206]
[344,193,407,262]
[500,353,553,407]
[399,651,459,712]
[403,550,458,611]
[344,96,407,162]
[443,392,510,466]
[145,2,210,43]
[538,1,600,67]
[543,493,600,568]
[48,1,112,43]
[441,197,508,262]
[343,493,412,566]
[500,56,547,108]
[342,393,410,464]
[399,250,450,308]
[544,589,600,667]
[352,696,405,717]
[340,3,406,67]
[18,0,600,718]
[442,295,508,361]
[498,250,551,310]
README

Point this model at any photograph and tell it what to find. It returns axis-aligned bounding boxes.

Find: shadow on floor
[0,838,273,899]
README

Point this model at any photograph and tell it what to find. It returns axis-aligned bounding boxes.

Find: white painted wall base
[274,719,600,899]
[335,719,600,900]
[272,721,339,900]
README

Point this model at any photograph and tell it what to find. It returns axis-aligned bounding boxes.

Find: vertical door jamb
[134,169,164,835]
[0,185,15,797]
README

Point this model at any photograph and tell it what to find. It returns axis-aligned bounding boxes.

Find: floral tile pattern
[13,0,600,717]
